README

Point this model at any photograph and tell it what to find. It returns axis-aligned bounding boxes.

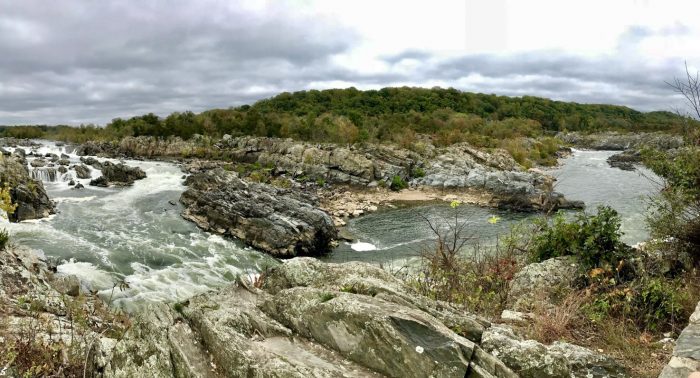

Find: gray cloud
[0,2,692,125]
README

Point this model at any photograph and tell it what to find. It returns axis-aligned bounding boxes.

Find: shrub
[389,175,407,191]
[530,206,630,270]
[582,276,690,332]
[643,146,700,263]
[0,229,9,250]
[411,167,425,178]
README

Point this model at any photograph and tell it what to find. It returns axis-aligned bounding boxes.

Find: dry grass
[527,291,587,344]
[569,318,672,378]
[520,271,700,378]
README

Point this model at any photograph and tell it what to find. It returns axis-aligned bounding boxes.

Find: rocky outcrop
[481,325,626,377]
[0,154,55,221]
[106,257,514,377]
[75,135,581,212]
[607,150,642,171]
[90,161,146,187]
[558,132,684,151]
[105,257,627,377]
[0,245,124,377]
[180,169,337,257]
[659,301,700,377]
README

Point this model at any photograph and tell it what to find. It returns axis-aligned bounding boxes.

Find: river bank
[0,133,695,377]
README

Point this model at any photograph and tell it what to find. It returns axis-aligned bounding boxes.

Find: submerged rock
[180,169,336,257]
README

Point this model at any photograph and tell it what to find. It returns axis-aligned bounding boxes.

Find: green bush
[583,276,689,332]
[0,229,8,250]
[389,175,407,191]
[411,167,425,178]
[643,146,700,263]
[530,206,629,269]
[633,277,686,331]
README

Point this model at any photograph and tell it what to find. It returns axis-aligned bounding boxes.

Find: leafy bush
[530,206,630,269]
[643,146,700,263]
[582,276,690,332]
[411,167,425,178]
[389,175,407,191]
[0,229,9,250]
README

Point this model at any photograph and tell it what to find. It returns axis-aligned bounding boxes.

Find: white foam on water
[57,260,116,291]
[350,241,377,251]
[52,196,97,203]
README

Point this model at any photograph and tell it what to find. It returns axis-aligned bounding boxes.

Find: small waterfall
[30,167,58,182]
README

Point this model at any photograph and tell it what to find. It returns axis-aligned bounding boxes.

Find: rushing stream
[5,142,278,311]
[6,143,660,310]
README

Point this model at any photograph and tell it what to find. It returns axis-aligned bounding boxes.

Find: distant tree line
[1,87,693,161]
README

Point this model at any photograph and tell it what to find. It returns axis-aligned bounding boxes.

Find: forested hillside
[1,87,692,167]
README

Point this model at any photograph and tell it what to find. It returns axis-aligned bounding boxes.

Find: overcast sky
[1,0,699,125]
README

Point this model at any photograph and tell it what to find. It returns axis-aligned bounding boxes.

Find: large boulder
[606,150,641,171]
[481,325,626,377]
[507,256,581,311]
[80,156,104,169]
[72,164,92,179]
[0,155,55,221]
[100,161,146,185]
[180,169,337,258]
[89,161,146,187]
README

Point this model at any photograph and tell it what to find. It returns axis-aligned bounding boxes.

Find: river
[327,149,661,265]
[5,143,660,310]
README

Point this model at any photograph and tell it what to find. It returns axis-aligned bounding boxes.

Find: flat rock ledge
[659,301,700,377]
[180,168,337,258]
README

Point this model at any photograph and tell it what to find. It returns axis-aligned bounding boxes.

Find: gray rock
[180,169,337,258]
[100,161,147,185]
[30,158,47,167]
[80,156,104,169]
[558,131,684,151]
[89,175,110,187]
[607,150,641,171]
[50,274,81,296]
[659,301,700,377]
[72,164,91,179]
[262,257,489,343]
[0,155,55,222]
[481,325,626,377]
[108,258,515,377]
[507,256,581,311]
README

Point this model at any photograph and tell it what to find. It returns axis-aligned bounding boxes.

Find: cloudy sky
[1,0,699,125]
